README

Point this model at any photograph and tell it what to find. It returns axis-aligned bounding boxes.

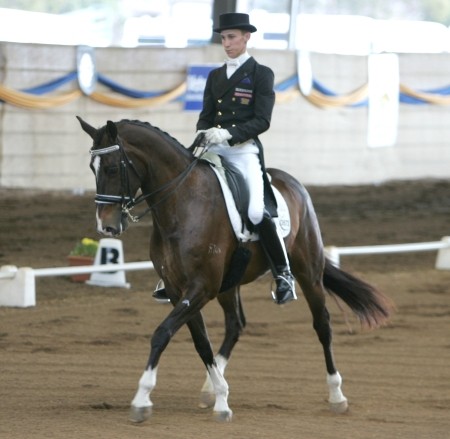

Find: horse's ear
[76,116,97,140]
[106,120,118,141]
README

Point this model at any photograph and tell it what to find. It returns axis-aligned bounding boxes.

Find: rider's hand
[203,127,232,145]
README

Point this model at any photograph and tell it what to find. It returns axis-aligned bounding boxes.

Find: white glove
[203,127,232,145]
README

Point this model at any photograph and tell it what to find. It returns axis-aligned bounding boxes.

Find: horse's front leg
[199,287,246,409]
[129,367,157,422]
[128,296,199,423]
[187,311,233,422]
[129,290,232,423]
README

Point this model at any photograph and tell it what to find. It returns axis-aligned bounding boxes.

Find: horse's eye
[105,165,119,176]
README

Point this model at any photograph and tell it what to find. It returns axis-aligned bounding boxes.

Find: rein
[91,142,199,223]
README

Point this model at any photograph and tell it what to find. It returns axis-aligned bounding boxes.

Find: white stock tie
[226,59,239,78]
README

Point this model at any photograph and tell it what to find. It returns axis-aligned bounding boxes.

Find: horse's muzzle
[96,205,129,237]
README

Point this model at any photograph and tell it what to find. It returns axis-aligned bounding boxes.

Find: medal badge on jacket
[234,86,253,105]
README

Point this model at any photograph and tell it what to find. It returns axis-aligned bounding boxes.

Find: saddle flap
[200,152,249,220]
[201,151,291,242]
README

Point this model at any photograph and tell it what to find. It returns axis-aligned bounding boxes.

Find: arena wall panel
[0,42,449,190]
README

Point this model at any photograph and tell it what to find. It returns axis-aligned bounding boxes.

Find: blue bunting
[8,69,450,107]
[22,71,78,95]
[97,73,163,98]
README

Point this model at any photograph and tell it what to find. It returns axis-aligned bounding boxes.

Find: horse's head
[77,116,141,237]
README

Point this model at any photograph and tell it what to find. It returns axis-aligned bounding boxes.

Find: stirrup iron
[270,272,297,305]
[152,279,170,303]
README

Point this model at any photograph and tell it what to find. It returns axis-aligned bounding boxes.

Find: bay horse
[77,116,393,423]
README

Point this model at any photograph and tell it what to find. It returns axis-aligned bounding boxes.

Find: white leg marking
[215,354,228,375]
[131,367,157,408]
[207,361,232,420]
[201,355,228,395]
[327,372,348,413]
[200,355,228,408]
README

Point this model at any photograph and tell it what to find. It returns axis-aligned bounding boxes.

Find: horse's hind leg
[199,287,246,409]
[293,264,348,413]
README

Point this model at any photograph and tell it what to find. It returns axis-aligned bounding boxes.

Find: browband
[90,144,120,156]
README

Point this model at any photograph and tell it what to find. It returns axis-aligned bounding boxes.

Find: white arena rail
[0,237,156,308]
[325,236,450,268]
[0,261,154,279]
[34,261,154,277]
[0,261,155,308]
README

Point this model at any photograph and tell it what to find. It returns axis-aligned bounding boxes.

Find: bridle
[90,142,199,223]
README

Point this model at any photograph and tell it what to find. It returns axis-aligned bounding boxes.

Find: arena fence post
[0,265,36,307]
[435,236,450,270]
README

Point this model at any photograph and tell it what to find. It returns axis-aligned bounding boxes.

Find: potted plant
[67,237,99,282]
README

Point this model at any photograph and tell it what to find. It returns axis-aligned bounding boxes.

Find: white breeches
[208,140,265,225]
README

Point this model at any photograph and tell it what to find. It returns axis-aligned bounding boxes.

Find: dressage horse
[77,117,393,423]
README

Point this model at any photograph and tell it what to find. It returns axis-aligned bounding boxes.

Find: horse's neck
[146,168,199,236]
[136,134,196,220]
[137,132,193,187]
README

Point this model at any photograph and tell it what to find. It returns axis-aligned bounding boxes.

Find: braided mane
[117,119,189,152]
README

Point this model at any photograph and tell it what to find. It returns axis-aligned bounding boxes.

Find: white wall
[0,42,449,191]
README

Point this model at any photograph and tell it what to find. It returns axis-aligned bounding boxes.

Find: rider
[154,12,296,305]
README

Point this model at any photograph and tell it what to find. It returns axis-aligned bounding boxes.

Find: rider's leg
[230,149,296,306]
[257,211,297,305]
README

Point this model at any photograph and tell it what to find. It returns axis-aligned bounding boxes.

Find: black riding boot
[258,213,297,305]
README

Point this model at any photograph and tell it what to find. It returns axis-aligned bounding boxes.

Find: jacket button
[218,111,222,116]
[217,124,222,128]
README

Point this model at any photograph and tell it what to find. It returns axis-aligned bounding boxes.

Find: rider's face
[221,29,250,59]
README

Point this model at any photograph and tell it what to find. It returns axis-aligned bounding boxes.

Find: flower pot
[67,255,94,282]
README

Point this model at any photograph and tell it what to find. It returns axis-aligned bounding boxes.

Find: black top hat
[213,13,257,33]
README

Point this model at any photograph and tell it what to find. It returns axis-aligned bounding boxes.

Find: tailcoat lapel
[213,57,256,98]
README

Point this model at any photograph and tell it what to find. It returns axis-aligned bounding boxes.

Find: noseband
[90,143,198,223]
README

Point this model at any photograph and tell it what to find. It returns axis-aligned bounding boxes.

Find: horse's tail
[323,258,394,328]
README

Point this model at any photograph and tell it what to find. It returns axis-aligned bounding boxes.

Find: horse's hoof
[199,391,215,409]
[329,400,348,414]
[214,410,233,422]
[129,405,152,423]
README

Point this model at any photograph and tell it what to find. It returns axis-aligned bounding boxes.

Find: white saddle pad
[203,152,291,242]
